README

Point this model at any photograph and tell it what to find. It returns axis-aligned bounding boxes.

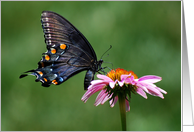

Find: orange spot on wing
[51,48,56,54]
[52,80,58,85]
[45,55,50,60]
[60,44,66,50]
[43,78,47,82]
[37,71,43,76]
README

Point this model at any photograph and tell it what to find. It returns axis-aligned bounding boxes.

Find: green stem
[118,93,126,131]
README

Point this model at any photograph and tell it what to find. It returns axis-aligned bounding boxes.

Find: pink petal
[156,87,167,94]
[81,84,106,102]
[143,82,158,91]
[90,80,105,85]
[110,96,118,108]
[138,75,162,83]
[120,74,131,81]
[136,88,147,99]
[136,80,166,99]
[125,75,135,85]
[94,90,107,106]
[118,80,124,87]
[135,82,149,93]
[109,80,117,88]
[147,90,164,99]
[101,94,112,104]
[88,80,110,91]
[97,74,113,82]
[125,98,130,112]
[90,79,110,87]
[146,85,164,99]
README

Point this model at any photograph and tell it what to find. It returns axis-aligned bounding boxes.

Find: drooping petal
[136,87,147,99]
[155,87,167,94]
[138,75,162,83]
[94,90,108,106]
[135,82,149,93]
[81,83,106,102]
[147,90,164,99]
[146,85,165,99]
[101,93,112,105]
[125,98,130,112]
[135,78,166,99]
[110,96,118,108]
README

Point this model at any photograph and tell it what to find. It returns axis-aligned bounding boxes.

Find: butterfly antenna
[100,45,112,60]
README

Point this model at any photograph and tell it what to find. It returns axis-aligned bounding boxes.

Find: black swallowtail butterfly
[20,11,104,90]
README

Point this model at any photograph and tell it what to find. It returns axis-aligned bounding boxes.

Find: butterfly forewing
[20,11,102,90]
[41,11,97,60]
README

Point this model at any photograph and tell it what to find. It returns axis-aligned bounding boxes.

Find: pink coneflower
[82,68,167,111]
[81,68,167,130]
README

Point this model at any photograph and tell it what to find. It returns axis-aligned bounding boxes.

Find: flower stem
[118,93,126,131]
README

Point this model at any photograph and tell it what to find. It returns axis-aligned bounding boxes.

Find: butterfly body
[20,11,103,90]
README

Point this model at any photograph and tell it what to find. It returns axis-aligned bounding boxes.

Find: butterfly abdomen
[84,70,95,90]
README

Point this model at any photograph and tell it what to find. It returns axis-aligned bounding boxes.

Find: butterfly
[20,11,104,90]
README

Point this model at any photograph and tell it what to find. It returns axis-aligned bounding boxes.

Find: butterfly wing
[20,11,98,88]
[42,11,97,59]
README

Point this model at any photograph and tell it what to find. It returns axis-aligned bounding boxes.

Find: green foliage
[1,1,181,131]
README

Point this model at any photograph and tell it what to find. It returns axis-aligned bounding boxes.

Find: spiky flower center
[107,68,138,81]
[105,68,138,102]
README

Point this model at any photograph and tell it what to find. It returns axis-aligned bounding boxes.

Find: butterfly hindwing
[20,11,102,89]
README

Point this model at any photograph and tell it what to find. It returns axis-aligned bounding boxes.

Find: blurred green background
[1,1,181,131]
